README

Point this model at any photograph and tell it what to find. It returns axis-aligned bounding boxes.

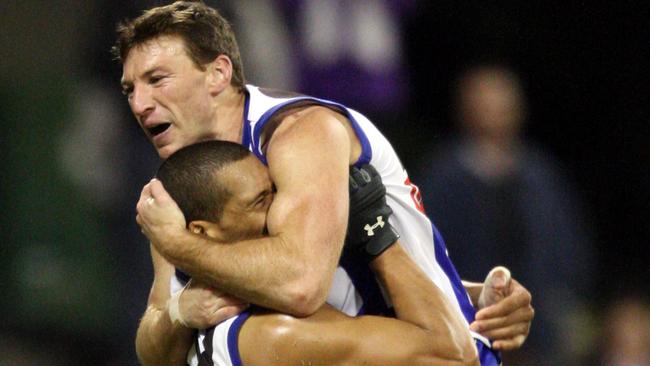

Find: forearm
[241,305,473,366]
[135,303,194,366]
[159,230,334,316]
[371,244,479,364]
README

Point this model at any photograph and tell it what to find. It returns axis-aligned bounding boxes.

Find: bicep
[264,109,352,281]
[265,108,351,235]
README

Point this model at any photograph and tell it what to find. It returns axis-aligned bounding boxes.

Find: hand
[470,267,534,351]
[177,279,249,329]
[136,178,186,253]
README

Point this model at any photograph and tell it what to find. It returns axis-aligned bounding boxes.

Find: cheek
[180,76,211,106]
[164,79,210,119]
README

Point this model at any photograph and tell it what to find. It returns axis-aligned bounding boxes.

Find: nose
[130,85,155,120]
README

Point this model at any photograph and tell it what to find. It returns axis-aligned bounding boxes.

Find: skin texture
[127,36,357,315]
[135,245,194,366]
[124,34,534,365]
[142,154,480,365]
[239,244,480,366]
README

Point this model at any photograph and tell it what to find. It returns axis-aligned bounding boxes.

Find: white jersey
[180,85,500,366]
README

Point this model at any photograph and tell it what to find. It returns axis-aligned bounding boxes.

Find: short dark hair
[156,140,251,223]
[112,0,246,92]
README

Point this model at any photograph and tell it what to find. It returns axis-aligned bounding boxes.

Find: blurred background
[1,1,648,365]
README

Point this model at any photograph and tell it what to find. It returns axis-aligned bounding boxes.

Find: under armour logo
[364,216,385,236]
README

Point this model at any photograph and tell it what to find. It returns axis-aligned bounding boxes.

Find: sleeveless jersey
[180,85,500,366]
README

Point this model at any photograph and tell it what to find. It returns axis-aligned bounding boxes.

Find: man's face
[215,155,274,242]
[121,35,217,159]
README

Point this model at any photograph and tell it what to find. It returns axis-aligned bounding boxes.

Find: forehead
[121,35,192,82]
[220,156,270,199]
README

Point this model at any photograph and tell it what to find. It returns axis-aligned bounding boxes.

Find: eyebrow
[120,68,164,90]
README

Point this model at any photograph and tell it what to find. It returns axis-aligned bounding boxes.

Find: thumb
[478,266,511,308]
[149,178,171,201]
[486,266,511,290]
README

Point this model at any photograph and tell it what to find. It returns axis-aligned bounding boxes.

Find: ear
[206,54,233,95]
[188,220,225,240]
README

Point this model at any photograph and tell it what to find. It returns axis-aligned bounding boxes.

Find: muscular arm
[138,107,351,316]
[240,243,479,366]
[135,245,193,366]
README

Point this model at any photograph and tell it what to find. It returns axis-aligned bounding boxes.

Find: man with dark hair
[153,140,488,365]
[116,1,533,365]
[156,141,252,225]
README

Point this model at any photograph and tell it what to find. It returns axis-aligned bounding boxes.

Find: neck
[211,87,246,144]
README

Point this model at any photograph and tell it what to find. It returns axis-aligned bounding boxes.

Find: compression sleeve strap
[168,283,190,327]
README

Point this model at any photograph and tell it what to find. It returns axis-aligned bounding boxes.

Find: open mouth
[148,123,171,137]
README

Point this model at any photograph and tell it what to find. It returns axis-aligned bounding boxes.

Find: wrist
[369,243,400,272]
[155,226,188,257]
[167,286,189,328]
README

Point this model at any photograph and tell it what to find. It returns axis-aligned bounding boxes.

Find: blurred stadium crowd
[1,1,648,365]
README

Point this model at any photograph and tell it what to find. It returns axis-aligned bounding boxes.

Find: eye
[149,75,165,85]
[121,87,133,98]
[254,190,272,208]
[254,195,266,207]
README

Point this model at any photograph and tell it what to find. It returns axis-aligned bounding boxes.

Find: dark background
[401,1,649,299]
[1,1,647,365]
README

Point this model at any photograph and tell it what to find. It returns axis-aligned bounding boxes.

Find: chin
[157,148,171,159]
[157,144,183,159]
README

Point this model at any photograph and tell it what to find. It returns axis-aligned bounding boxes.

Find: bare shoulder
[266,105,348,145]
[262,104,360,165]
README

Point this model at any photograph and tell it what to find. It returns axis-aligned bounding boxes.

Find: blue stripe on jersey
[241,92,252,151]
[246,97,372,166]
[338,253,391,317]
[431,224,477,323]
[476,339,502,365]
[227,311,252,366]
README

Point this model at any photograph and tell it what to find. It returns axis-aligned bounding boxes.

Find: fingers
[470,309,532,352]
[492,335,527,351]
[148,178,171,202]
[137,183,151,211]
[471,308,531,335]
[136,180,156,219]
[470,276,534,351]
[208,303,249,325]
[136,179,165,209]
[470,305,533,333]
[475,279,532,320]
[139,180,153,201]
[479,321,530,342]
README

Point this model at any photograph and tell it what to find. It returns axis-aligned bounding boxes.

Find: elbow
[283,277,329,317]
[135,329,157,366]
[461,334,480,366]
[461,348,480,366]
[448,328,480,366]
[421,336,479,366]
[453,342,480,366]
[446,337,479,366]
